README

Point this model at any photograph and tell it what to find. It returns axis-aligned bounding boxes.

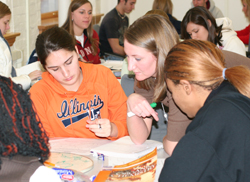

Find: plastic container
[52,168,91,182]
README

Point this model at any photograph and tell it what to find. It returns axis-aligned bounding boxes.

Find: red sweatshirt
[76,30,101,64]
[236,25,250,45]
[30,62,128,139]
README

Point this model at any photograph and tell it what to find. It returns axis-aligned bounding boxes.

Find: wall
[100,0,116,14]
[41,0,58,13]
[3,0,41,66]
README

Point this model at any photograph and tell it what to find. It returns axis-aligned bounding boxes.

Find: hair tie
[222,68,227,80]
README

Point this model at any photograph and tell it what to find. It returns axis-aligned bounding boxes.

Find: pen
[44,161,60,168]
[127,102,157,117]
[90,175,96,182]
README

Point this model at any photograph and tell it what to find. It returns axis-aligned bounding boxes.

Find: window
[41,0,58,14]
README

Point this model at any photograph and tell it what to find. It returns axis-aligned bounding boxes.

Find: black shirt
[99,8,128,55]
[159,81,250,182]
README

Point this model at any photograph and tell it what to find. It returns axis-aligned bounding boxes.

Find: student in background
[61,0,101,64]
[191,0,223,18]
[145,9,171,20]
[0,76,61,182]
[125,12,250,156]
[181,6,246,56]
[99,0,136,60]
[30,27,128,139]
[159,39,250,181]
[236,0,250,45]
[0,2,42,90]
[152,0,181,35]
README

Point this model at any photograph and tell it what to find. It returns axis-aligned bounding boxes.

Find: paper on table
[46,152,94,173]
[90,136,163,159]
[15,61,45,76]
[101,61,123,70]
[49,138,112,156]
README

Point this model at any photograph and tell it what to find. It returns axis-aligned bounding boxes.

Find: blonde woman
[125,13,250,155]
[152,0,181,34]
[0,2,42,90]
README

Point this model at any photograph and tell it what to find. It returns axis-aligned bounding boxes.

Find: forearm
[112,45,125,56]
[163,135,178,156]
[127,116,152,144]
[110,122,118,138]
[108,38,125,56]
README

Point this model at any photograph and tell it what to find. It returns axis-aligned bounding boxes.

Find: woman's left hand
[86,119,111,137]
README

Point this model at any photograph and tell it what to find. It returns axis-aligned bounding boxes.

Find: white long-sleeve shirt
[0,35,31,90]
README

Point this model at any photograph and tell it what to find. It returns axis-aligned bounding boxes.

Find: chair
[121,74,135,97]
[93,24,100,35]
[27,49,38,64]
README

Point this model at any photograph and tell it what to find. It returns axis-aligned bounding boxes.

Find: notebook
[90,136,163,159]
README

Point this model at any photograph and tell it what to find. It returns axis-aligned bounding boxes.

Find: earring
[72,19,73,21]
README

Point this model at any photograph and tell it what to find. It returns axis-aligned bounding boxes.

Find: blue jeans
[103,54,124,61]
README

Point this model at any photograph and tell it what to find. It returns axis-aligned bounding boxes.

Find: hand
[28,70,42,81]
[78,57,93,63]
[127,93,159,121]
[86,118,111,137]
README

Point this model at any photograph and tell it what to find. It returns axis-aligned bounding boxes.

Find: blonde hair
[124,14,179,102]
[245,0,250,19]
[152,0,173,15]
[165,39,250,98]
[245,0,250,7]
[145,9,170,21]
[61,0,99,55]
[0,2,11,19]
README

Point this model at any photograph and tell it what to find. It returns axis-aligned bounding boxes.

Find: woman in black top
[160,39,250,181]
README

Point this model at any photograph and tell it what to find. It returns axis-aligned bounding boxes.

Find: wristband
[127,103,157,118]
[127,111,135,117]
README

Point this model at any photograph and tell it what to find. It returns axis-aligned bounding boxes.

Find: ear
[207,19,212,27]
[75,45,79,55]
[180,80,192,95]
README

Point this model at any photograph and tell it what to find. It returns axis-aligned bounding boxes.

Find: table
[49,138,169,182]
[101,60,123,80]
[4,32,21,46]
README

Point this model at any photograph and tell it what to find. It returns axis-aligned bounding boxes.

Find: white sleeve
[11,74,31,90]
[223,37,246,57]
[0,39,12,77]
[29,166,62,182]
[0,38,31,90]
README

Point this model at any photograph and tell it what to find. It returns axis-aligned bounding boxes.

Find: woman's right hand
[28,70,42,81]
[127,93,159,121]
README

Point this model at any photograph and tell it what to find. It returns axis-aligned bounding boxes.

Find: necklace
[117,10,125,19]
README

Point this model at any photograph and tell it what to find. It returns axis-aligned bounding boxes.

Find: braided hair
[0,76,50,168]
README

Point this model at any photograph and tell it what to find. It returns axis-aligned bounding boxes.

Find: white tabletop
[49,138,169,181]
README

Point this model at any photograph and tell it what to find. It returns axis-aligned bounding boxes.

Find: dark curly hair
[0,76,50,168]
